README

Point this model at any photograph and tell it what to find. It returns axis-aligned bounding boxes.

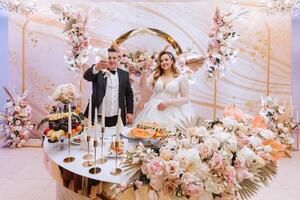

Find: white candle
[68,103,72,134]
[94,108,98,141]
[116,109,121,141]
[261,94,264,107]
[290,96,293,118]
[283,96,286,108]
[102,96,105,128]
[87,96,92,137]
[297,110,299,125]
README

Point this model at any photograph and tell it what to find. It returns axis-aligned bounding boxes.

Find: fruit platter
[38,105,84,142]
[124,122,167,139]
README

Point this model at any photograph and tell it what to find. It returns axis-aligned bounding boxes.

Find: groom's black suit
[83,65,134,126]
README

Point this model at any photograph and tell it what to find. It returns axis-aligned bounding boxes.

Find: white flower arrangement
[52,83,80,104]
[114,103,291,200]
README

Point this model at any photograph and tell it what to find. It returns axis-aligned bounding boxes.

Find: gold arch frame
[112,28,183,55]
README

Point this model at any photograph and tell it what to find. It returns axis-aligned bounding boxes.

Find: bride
[134,51,195,130]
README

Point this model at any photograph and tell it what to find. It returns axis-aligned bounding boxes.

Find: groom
[83,47,134,127]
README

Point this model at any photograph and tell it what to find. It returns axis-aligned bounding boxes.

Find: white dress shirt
[93,66,119,117]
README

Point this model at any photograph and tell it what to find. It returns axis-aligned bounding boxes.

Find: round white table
[43,127,140,200]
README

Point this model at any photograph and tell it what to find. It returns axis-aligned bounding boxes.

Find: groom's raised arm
[83,64,98,82]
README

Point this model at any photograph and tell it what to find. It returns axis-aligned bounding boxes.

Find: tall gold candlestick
[97,127,107,164]
[89,140,101,174]
[82,135,93,167]
[63,132,75,163]
[110,139,122,176]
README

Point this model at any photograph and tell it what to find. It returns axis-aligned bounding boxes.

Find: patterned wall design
[8,1,291,124]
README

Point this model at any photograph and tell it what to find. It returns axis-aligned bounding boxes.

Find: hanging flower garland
[0,0,38,15]
[59,5,89,73]
[206,7,246,80]
[0,88,34,148]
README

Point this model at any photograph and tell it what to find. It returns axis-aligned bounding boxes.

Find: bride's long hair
[153,51,180,87]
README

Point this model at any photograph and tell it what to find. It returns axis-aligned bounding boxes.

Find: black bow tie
[109,70,116,75]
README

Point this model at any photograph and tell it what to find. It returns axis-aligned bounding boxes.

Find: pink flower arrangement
[206,7,240,80]
[120,103,292,200]
[0,89,34,148]
[147,157,165,177]
[60,5,89,72]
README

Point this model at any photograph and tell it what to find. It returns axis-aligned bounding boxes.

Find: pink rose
[211,152,223,169]
[165,161,180,179]
[19,100,27,107]
[237,137,250,148]
[225,170,236,185]
[199,143,212,159]
[148,157,165,176]
[182,182,204,198]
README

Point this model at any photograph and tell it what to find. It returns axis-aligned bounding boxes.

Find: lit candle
[116,109,121,142]
[87,96,92,137]
[290,96,293,118]
[68,103,72,134]
[94,108,98,141]
[102,96,105,128]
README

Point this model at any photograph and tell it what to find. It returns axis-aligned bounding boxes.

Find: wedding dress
[134,74,195,131]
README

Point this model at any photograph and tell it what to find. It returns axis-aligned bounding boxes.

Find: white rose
[263,145,272,153]
[197,126,208,136]
[196,163,210,180]
[277,123,284,129]
[249,136,262,148]
[204,178,221,194]
[246,154,265,169]
[222,117,239,130]
[204,137,220,151]
[259,129,275,140]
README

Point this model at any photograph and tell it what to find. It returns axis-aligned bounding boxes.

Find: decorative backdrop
[7,0,291,125]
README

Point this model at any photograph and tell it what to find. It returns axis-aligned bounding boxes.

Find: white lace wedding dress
[134,74,195,131]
